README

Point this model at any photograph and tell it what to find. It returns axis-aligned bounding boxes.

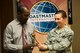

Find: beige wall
[72,0,80,53]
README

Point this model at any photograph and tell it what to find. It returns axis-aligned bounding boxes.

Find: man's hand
[23,44,34,50]
[38,44,48,49]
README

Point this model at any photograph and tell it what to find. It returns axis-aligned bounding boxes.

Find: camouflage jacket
[46,25,74,53]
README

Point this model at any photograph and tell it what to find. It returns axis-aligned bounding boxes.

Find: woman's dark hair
[55,10,67,19]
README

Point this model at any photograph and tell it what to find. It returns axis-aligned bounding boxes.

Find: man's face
[54,13,65,27]
[18,7,30,24]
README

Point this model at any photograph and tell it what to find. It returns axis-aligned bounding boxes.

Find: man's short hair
[17,4,29,14]
[17,4,23,13]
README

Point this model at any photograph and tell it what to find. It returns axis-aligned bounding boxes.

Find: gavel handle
[34,37,39,44]
[31,33,39,44]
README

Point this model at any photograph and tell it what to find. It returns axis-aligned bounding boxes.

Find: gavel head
[32,33,35,37]
[32,30,36,37]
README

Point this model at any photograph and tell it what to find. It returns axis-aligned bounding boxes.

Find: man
[3,5,35,53]
[38,10,74,53]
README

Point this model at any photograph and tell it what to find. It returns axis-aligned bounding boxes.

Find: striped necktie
[22,26,28,53]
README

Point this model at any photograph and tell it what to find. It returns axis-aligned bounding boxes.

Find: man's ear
[17,12,21,15]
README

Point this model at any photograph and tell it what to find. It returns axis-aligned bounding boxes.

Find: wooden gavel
[32,31,39,44]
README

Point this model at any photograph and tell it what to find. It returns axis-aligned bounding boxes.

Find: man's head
[54,10,67,27]
[17,5,30,25]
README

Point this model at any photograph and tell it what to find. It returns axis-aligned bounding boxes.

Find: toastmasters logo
[30,1,58,32]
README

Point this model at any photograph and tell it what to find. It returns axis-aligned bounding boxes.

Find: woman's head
[54,10,67,28]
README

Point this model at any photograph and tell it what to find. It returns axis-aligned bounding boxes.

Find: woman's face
[54,13,66,27]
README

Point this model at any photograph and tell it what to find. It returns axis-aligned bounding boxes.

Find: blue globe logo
[30,1,58,32]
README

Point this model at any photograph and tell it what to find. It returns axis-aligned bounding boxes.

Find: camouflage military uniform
[46,25,74,53]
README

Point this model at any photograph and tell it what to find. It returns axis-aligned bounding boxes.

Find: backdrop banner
[17,0,72,53]
[17,0,70,33]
